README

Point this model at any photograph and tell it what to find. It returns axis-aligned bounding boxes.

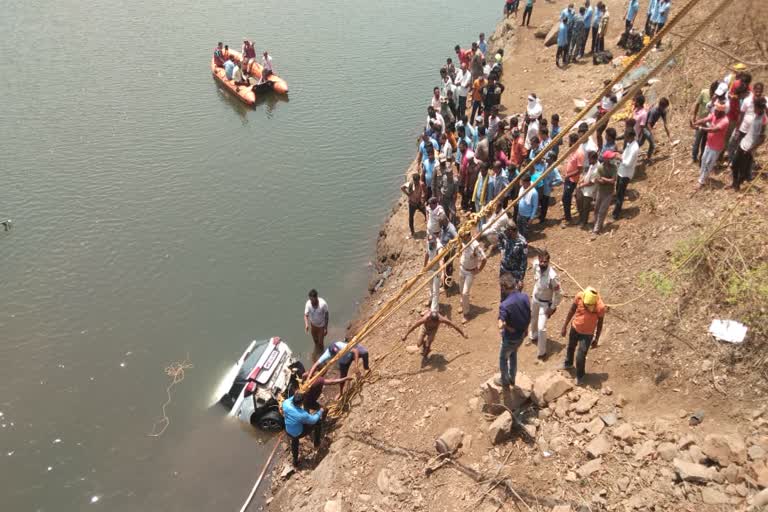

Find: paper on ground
[709,319,748,344]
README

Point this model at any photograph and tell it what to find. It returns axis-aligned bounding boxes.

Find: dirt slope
[266,1,768,511]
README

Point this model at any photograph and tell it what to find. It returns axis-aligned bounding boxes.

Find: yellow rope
[299,0,729,398]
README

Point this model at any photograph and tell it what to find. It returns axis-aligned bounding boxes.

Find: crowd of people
[212,40,275,91]
[283,0,766,468]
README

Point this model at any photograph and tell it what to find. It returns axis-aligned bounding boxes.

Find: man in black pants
[521,0,534,26]
[282,393,323,467]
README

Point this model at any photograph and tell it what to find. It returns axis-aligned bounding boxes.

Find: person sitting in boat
[242,39,256,66]
[262,50,273,73]
[224,56,236,80]
[252,69,276,92]
[213,42,224,67]
[222,44,231,61]
[231,60,248,86]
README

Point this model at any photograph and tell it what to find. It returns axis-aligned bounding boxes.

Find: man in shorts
[402,310,467,366]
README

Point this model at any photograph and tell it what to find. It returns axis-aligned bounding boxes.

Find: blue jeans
[641,127,655,159]
[499,335,524,386]
[516,214,531,241]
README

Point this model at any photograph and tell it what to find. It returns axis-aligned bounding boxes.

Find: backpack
[593,50,613,65]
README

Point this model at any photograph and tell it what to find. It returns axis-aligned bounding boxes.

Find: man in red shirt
[454,45,472,68]
[561,132,584,224]
[693,101,730,188]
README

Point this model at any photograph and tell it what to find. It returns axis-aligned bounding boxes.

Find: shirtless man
[402,310,467,366]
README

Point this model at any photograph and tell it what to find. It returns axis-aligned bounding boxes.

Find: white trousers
[430,273,441,312]
[459,268,475,314]
[530,298,551,357]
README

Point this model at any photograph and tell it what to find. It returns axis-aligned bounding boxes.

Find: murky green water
[0,0,500,509]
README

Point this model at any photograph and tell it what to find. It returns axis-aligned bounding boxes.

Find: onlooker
[693,100,729,188]
[459,230,488,322]
[729,82,764,162]
[569,7,587,62]
[496,277,531,388]
[652,0,670,49]
[691,81,718,163]
[562,133,584,224]
[576,150,599,227]
[470,41,485,80]
[516,173,539,240]
[582,0,594,56]
[596,2,609,54]
[731,96,767,191]
[625,0,639,34]
[477,32,489,55]
[401,172,427,237]
[454,62,472,116]
[645,0,657,36]
[521,0,535,26]
[425,196,446,239]
[613,129,639,219]
[633,94,649,147]
[436,156,457,221]
[590,1,604,54]
[304,289,329,351]
[529,249,562,360]
[591,150,619,238]
[556,15,570,68]
[560,286,606,385]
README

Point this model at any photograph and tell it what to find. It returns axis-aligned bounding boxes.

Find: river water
[0,1,499,509]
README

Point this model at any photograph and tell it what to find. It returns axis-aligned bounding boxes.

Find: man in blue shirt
[556,15,570,68]
[224,57,236,80]
[308,339,370,394]
[496,276,531,388]
[652,0,670,48]
[282,393,323,467]
[582,1,594,56]
[417,132,440,164]
[515,173,538,241]
[625,0,639,34]
[645,0,658,36]
[590,1,603,55]
[422,149,438,199]
[477,32,488,55]
[561,3,575,50]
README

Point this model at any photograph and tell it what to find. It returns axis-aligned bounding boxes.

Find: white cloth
[580,164,599,198]
[454,69,471,97]
[739,93,755,133]
[740,113,767,152]
[426,205,446,235]
[525,118,540,150]
[304,298,328,327]
[527,97,542,118]
[427,241,443,312]
[430,96,441,111]
[460,240,486,271]
[427,112,446,134]
[581,137,599,168]
[459,267,475,314]
[618,140,640,179]
[531,260,562,306]
[530,299,550,357]
[232,66,243,83]
[262,55,273,72]
[441,141,453,163]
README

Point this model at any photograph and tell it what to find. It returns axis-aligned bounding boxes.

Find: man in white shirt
[304,289,329,351]
[613,130,640,220]
[262,51,273,72]
[425,196,446,238]
[459,230,487,323]
[525,116,540,150]
[576,150,599,226]
[454,63,472,117]
[732,96,767,191]
[529,249,562,360]
[424,235,444,312]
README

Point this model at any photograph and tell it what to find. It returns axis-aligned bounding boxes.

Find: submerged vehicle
[212,337,298,431]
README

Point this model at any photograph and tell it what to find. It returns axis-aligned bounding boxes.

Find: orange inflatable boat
[229,50,289,95]
[211,58,256,106]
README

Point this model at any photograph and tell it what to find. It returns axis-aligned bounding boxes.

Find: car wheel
[253,410,283,432]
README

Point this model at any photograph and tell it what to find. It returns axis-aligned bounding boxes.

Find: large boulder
[702,434,747,467]
[488,411,514,445]
[532,372,573,406]
[480,373,532,412]
[612,423,636,443]
[544,21,560,47]
[535,21,554,39]
[673,458,718,483]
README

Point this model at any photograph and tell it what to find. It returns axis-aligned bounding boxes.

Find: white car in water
[212,337,299,431]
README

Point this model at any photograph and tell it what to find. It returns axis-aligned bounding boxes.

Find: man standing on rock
[281,392,323,468]
[459,229,487,323]
[496,276,531,389]
[529,249,562,361]
[560,286,606,385]
[304,289,329,352]
[402,310,467,367]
